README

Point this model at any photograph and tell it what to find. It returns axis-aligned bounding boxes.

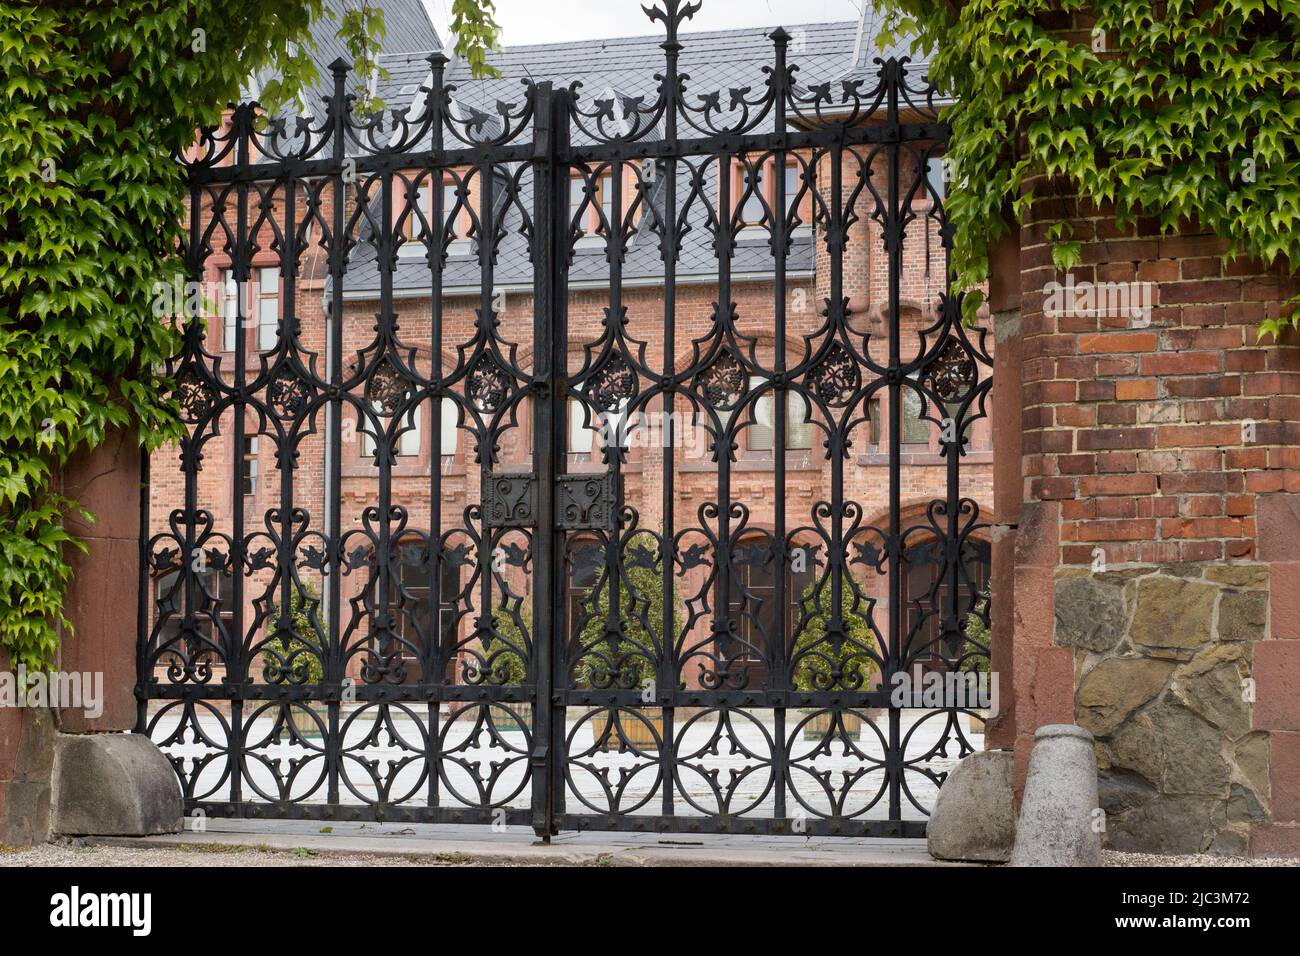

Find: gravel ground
[1104,850,1297,867]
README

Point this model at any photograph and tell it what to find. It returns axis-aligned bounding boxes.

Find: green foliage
[487,605,529,685]
[0,2,500,670]
[791,576,879,691]
[877,0,1300,336]
[571,558,682,690]
[961,595,991,675]
[261,580,324,683]
[449,0,503,80]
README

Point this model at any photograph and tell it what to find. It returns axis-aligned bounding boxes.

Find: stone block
[1054,572,1126,652]
[1234,732,1271,801]
[1254,640,1300,732]
[927,750,1015,863]
[1271,563,1300,640]
[51,733,182,836]
[1129,576,1217,649]
[0,699,54,847]
[1257,494,1300,562]
[1077,657,1175,737]
[1270,732,1300,824]
[1217,590,1268,644]
[1251,823,1300,858]
[1171,644,1250,738]
[1106,794,1222,854]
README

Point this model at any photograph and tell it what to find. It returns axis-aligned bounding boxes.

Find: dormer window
[728,157,813,234]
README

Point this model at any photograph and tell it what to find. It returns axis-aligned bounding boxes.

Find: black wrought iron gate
[140,0,993,839]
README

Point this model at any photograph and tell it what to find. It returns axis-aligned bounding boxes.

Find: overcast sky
[421,0,868,47]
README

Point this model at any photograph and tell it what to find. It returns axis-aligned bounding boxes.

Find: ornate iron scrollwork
[927,338,978,403]
[148,0,991,843]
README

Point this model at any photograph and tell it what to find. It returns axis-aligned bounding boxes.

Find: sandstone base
[0,708,55,847]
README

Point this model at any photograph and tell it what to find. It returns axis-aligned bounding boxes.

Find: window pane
[903,389,931,444]
[221,270,238,351]
[397,407,421,457]
[742,165,764,223]
[926,156,946,203]
[868,399,881,446]
[440,398,458,455]
[360,401,383,460]
[241,436,258,496]
[787,390,813,449]
[748,377,773,451]
[943,400,972,447]
[600,172,615,229]
[257,267,279,349]
[784,164,802,218]
[570,178,587,232]
[598,399,629,450]
[567,399,592,454]
[413,184,432,239]
[443,183,462,239]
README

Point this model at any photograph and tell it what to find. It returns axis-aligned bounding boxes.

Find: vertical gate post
[985,223,1022,752]
[529,81,562,839]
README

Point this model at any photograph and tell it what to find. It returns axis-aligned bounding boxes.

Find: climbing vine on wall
[0,1,497,670]
[877,0,1300,335]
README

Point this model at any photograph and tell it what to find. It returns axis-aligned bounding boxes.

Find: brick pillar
[1009,167,1300,855]
[0,427,147,845]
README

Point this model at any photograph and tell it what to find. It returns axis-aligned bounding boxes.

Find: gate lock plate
[483,473,617,531]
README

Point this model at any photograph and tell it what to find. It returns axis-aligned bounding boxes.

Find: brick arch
[858,498,994,542]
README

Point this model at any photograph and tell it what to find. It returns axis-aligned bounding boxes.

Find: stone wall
[1058,564,1268,854]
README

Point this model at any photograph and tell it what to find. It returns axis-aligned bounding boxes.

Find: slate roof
[271,7,934,299]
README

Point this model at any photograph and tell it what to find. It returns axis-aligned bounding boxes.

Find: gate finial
[643,0,702,49]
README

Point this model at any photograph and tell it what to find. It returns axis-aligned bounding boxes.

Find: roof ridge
[488,19,862,56]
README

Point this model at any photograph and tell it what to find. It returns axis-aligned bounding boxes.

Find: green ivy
[878,0,1300,337]
[0,1,497,670]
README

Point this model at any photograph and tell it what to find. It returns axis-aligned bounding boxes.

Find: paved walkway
[84,818,972,867]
